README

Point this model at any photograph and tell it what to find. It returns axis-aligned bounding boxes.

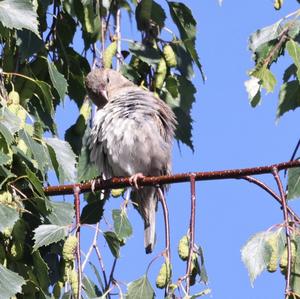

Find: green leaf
[35,80,54,116]
[163,75,196,150]
[171,42,194,79]
[82,275,102,298]
[135,0,166,31]
[32,251,50,291]
[45,137,77,183]
[168,2,204,77]
[277,80,300,119]
[173,107,193,151]
[33,224,67,251]
[80,195,105,224]
[168,2,196,42]
[0,204,19,232]
[103,231,121,258]
[19,129,50,174]
[24,164,45,197]
[0,107,21,135]
[241,229,284,285]
[47,201,74,226]
[248,20,281,54]
[66,100,91,156]
[287,165,300,200]
[251,66,276,93]
[16,30,44,61]
[244,77,261,107]
[0,152,10,165]
[126,275,155,299]
[47,60,68,101]
[112,209,133,240]
[77,129,98,181]
[0,123,14,146]
[286,40,300,80]
[0,264,25,299]
[88,261,105,291]
[194,245,208,284]
[129,42,161,66]
[283,64,297,82]
[0,0,40,37]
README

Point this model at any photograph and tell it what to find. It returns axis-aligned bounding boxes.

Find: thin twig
[73,185,82,299]
[107,258,117,290]
[82,222,100,271]
[44,160,300,196]
[157,188,171,260]
[115,8,121,71]
[94,245,109,292]
[186,174,196,294]
[272,168,292,297]
[284,138,300,176]
[242,176,300,223]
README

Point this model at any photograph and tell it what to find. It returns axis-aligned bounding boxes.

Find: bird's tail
[131,187,157,254]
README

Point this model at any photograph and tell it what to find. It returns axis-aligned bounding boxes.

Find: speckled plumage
[86,69,176,253]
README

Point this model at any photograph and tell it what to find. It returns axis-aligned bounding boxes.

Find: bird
[85,68,177,253]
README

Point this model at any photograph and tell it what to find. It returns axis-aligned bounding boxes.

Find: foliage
[0,0,204,298]
[0,0,300,298]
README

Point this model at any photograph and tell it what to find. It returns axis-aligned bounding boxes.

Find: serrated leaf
[163,75,195,150]
[47,201,74,226]
[241,230,275,285]
[168,2,203,77]
[47,60,68,101]
[129,42,161,66]
[112,209,133,240]
[287,164,300,200]
[171,42,194,79]
[173,107,193,151]
[0,0,40,37]
[45,137,77,183]
[249,20,282,53]
[0,264,25,299]
[286,39,300,80]
[103,231,120,258]
[33,224,67,251]
[0,204,19,232]
[244,76,261,107]
[126,275,155,299]
[277,80,300,119]
[251,66,276,93]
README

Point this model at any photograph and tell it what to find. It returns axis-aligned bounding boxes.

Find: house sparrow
[86,68,176,253]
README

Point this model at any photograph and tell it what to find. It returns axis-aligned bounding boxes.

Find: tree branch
[44,160,300,196]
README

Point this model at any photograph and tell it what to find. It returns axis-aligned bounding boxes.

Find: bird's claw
[129,173,145,189]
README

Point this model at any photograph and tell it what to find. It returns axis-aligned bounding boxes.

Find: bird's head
[85,68,134,108]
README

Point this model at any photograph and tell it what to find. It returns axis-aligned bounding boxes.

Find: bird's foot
[129,173,145,189]
[91,176,102,193]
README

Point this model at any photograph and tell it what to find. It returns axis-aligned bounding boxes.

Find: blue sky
[54,1,300,298]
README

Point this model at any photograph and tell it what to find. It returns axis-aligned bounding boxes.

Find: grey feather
[86,69,176,253]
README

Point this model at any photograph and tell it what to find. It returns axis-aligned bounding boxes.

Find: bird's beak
[99,89,108,102]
